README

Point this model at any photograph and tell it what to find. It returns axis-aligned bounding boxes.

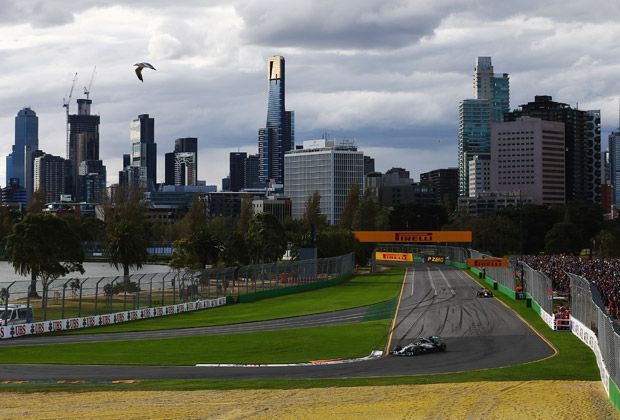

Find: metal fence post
[2,282,15,325]
[94,277,106,316]
[61,279,71,320]
[78,278,88,317]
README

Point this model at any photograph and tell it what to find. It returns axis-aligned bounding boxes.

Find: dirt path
[2,381,617,419]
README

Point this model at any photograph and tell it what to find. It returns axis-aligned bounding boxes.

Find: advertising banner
[375,252,414,262]
[467,258,509,268]
[354,231,472,243]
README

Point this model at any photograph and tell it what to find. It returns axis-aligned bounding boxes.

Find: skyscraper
[68,99,100,198]
[609,128,620,207]
[229,152,247,192]
[459,57,509,196]
[126,114,157,190]
[245,154,260,189]
[33,154,73,204]
[505,96,601,203]
[164,137,198,186]
[258,56,294,184]
[6,107,38,187]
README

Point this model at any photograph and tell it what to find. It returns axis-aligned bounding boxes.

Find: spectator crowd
[518,255,620,319]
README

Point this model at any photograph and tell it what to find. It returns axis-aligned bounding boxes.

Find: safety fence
[0,253,355,324]
[569,273,620,408]
[0,297,227,340]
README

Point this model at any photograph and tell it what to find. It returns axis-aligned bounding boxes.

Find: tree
[316,227,359,259]
[353,187,389,230]
[6,213,84,299]
[104,187,150,278]
[237,195,254,233]
[598,230,620,257]
[28,189,44,214]
[389,204,448,231]
[246,213,287,263]
[544,222,582,255]
[339,184,360,229]
[303,191,327,232]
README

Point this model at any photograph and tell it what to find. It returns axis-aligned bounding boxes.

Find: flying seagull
[134,62,156,82]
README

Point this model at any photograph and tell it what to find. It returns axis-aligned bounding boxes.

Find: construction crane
[62,72,78,159]
[84,65,96,100]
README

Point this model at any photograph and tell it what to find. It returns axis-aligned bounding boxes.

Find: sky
[1,0,620,188]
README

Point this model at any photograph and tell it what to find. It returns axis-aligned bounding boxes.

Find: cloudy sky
[1,0,620,188]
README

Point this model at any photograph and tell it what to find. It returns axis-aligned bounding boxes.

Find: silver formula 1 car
[391,336,447,356]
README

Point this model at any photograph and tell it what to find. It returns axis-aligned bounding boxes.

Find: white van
[0,304,34,326]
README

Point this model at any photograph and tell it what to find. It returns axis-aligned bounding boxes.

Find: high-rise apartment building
[284,140,363,225]
[229,152,247,192]
[468,155,490,197]
[24,145,45,204]
[364,156,375,175]
[164,137,198,187]
[6,107,38,187]
[609,128,620,207]
[124,114,157,190]
[459,57,509,196]
[258,56,294,184]
[245,154,260,189]
[419,168,459,209]
[505,96,601,203]
[33,154,73,204]
[458,99,491,195]
[68,99,100,198]
[491,116,566,205]
[78,160,107,203]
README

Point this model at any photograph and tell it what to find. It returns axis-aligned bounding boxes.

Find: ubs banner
[0,297,227,340]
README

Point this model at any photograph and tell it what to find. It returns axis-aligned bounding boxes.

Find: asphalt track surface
[0,265,553,381]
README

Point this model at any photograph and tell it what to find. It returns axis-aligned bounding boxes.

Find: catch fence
[0,253,355,323]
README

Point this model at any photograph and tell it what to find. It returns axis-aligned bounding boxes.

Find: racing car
[477,288,494,298]
[391,336,446,356]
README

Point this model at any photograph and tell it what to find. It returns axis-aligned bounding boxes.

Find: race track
[0,265,554,381]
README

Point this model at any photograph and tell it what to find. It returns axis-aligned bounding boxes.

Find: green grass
[0,266,603,392]
[0,320,390,366]
[63,267,405,334]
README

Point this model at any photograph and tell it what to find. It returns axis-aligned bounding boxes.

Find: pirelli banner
[354,231,472,243]
[375,252,414,263]
[467,258,509,268]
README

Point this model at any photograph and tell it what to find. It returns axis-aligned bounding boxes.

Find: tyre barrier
[0,297,227,340]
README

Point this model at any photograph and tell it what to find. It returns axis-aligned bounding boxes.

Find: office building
[24,146,45,204]
[258,56,294,184]
[420,168,459,209]
[468,155,490,197]
[284,139,363,225]
[78,160,107,203]
[458,99,491,195]
[364,156,375,175]
[253,197,292,222]
[33,154,73,204]
[6,107,38,187]
[229,152,247,192]
[245,154,260,189]
[458,191,533,217]
[68,99,100,197]
[459,57,510,196]
[610,128,620,208]
[506,96,601,203]
[121,114,157,191]
[1,178,27,207]
[164,137,198,186]
[491,116,566,205]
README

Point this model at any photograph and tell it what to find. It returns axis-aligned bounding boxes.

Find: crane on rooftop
[62,72,78,158]
[84,65,96,100]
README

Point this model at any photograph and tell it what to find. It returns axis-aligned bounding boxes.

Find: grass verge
[62,267,405,334]
[0,267,602,392]
[0,320,391,365]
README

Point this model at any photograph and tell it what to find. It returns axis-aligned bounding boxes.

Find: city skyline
[1,1,620,188]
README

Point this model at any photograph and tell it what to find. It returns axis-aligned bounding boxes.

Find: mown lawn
[63,267,405,334]
[0,320,391,365]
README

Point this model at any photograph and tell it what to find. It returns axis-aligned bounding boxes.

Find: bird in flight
[134,62,156,82]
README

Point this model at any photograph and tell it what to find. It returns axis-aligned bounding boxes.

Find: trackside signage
[425,256,446,264]
[354,231,472,243]
[0,297,226,340]
[467,258,509,268]
[375,252,413,262]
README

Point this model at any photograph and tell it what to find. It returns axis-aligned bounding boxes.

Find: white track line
[427,267,437,296]
[438,268,456,296]
[411,267,416,296]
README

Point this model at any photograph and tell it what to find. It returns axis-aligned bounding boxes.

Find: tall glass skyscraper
[258,56,294,184]
[129,114,157,191]
[609,129,620,207]
[6,107,38,187]
[458,57,509,195]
